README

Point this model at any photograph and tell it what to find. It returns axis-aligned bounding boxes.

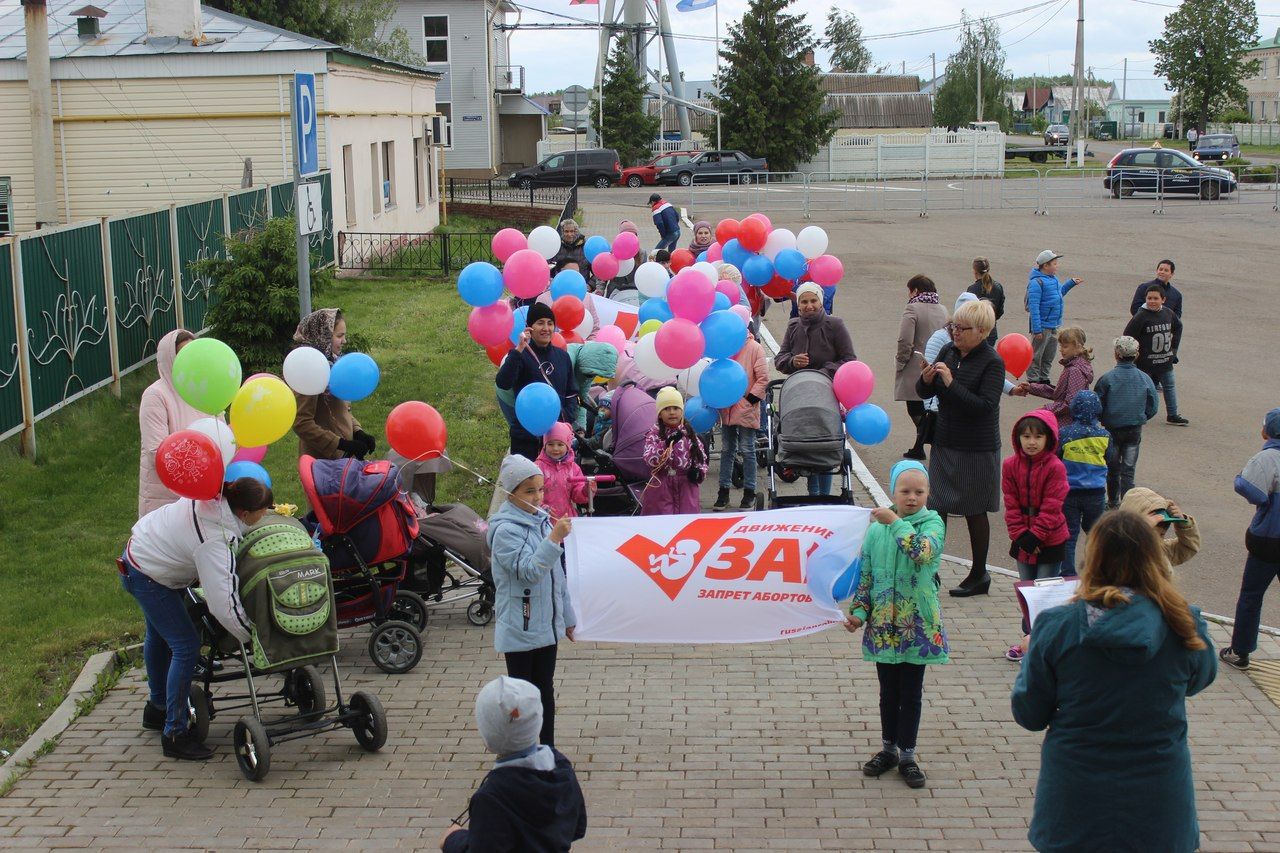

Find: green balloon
[171,338,243,415]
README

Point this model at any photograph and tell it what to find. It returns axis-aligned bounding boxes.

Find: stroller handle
[570,474,615,484]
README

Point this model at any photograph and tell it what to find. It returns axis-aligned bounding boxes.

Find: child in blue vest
[1057,390,1110,573]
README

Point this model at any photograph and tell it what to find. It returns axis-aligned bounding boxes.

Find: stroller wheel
[233,716,271,782]
[466,598,494,626]
[389,590,430,632]
[755,492,765,512]
[777,466,800,484]
[187,682,211,743]
[348,690,388,752]
[367,621,423,674]
[286,665,327,722]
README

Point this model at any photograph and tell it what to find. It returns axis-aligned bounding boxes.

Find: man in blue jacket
[495,303,580,461]
[1025,249,1083,383]
[649,193,680,252]
[1221,407,1280,671]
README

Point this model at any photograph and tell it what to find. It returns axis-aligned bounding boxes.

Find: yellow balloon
[638,319,662,338]
[230,376,297,448]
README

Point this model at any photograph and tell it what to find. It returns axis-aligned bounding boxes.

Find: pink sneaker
[1005,644,1025,662]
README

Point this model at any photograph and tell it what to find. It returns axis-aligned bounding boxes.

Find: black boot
[162,730,214,761]
[738,490,757,511]
[948,572,991,597]
[712,488,731,511]
[142,700,166,732]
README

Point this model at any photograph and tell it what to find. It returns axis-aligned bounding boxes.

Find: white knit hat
[475,676,542,756]
[497,453,542,495]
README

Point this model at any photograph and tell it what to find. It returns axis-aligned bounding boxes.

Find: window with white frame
[413,136,426,208]
[435,103,453,150]
[370,142,381,214]
[381,140,396,208]
[423,16,449,63]
[341,145,356,226]
[0,177,11,235]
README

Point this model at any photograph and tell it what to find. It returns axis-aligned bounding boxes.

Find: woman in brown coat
[895,275,949,460]
[291,308,375,460]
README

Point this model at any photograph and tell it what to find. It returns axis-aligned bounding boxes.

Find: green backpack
[236,514,339,673]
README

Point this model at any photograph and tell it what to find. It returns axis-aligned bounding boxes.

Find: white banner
[565,506,870,644]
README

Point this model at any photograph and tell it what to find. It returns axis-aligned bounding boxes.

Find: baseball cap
[1113,336,1140,359]
[1035,249,1063,267]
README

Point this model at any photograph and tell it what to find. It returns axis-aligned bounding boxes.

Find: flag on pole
[675,0,717,10]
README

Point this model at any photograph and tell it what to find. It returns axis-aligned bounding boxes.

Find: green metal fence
[0,242,22,441]
[175,197,225,333]
[228,186,269,235]
[109,210,178,373]
[268,172,336,268]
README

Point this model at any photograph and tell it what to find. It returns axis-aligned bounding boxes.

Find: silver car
[1044,124,1070,145]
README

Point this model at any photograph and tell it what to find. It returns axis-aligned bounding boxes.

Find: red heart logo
[616,516,744,601]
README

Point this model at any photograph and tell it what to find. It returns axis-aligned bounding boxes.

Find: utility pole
[931,52,936,96]
[976,38,983,122]
[1070,0,1085,165]
[1122,57,1128,137]
[902,60,906,75]
[1033,71,1037,125]
[714,0,721,150]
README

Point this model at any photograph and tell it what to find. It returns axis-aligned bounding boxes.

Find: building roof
[1110,79,1174,103]
[1023,87,1052,110]
[821,73,920,95]
[1050,84,1115,106]
[1250,27,1280,50]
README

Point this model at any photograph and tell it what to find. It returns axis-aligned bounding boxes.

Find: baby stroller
[578,381,654,515]
[300,455,426,674]
[186,514,388,781]
[763,370,855,508]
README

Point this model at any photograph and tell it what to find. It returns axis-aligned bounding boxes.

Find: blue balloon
[515,383,560,437]
[328,352,380,402]
[773,249,808,281]
[831,558,862,602]
[806,551,861,607]
[696,251,708,263]
[845,403,892,445]
[722,238,749,271]
[457,262,504,307]
[509,305,529,346]
[224,460,272,489]
[712,292,731,312]
[583,235,610,262]
[699,358,748,408]
[638,297,673,325]
[684,395,719,433]
[700,310,748,360]
[742,254,774,286]
[549,269,588,301]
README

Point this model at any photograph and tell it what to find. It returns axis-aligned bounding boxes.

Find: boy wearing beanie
[1094,336,1159,507]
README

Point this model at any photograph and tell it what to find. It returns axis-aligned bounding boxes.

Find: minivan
[507,149,621,189]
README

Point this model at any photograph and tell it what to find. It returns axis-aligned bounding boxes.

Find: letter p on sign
[293,72,319,177]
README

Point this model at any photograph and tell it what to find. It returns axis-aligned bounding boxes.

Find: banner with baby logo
[565,506,870,644]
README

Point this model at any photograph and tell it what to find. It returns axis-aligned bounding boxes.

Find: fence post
[441,232,451,276]
[529,182,535,208]
[221,192,232,240]
[488,180,494,206]
[168,203,185,331]
[100,217,122,398]
[875,138,882,180]
[448,177,455,206]
[9,238,36,458]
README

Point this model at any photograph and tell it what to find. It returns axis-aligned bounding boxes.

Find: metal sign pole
[292,75,313,319]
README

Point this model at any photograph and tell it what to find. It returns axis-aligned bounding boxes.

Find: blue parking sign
[293,72,319,177]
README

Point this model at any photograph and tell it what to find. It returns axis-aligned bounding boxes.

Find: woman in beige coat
[138,329,204,517]
[894,275,949,460]
[291,308,375,460]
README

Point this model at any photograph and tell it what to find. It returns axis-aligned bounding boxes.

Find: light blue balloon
[549,269,588,301]
[638,297,673,325]
[700,310,748,360]
[712,292,731,312]
[699,358,748,408]
[773,249,808,281]
[684,395,718,433]
[831,558,862,601]
[805,552,861,607]
[515,383,560,437]
[509,305,529,346]
[457,262,504,307]
[722,238,749,270]
[583,235,610,262]
[697,251,708,263]
[845,403,891,445]
[224,460,272,489]
[742,254,774,287]
[328,352,380,402]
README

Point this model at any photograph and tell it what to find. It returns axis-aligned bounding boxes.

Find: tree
[823,9,873,73]
[590,38,661,167]
[933,15,1013,129]
[1150,0,1259,131]
[713,0,839,173]
[207,0,425,66]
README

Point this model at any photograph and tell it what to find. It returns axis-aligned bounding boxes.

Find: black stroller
[763,370,856,508]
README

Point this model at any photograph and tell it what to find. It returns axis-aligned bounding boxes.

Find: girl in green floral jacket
[845,459,950,789]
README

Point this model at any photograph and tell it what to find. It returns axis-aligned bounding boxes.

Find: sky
[503,0,1280,93]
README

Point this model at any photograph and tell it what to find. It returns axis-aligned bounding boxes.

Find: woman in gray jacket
[894,275,949,460]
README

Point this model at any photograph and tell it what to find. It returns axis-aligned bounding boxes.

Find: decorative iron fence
[0,172,334,454]
[338,231,496,274]
[446,178,574,208]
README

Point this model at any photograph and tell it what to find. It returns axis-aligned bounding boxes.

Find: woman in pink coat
[712,336,768,512]
[137,329,204,517]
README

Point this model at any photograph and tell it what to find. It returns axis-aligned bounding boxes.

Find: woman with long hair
[966,258,1005,345]
[1012,509,1216,853]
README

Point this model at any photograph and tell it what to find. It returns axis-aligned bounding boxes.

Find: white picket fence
[1206,123,1280,145]
[796,129,1005,178]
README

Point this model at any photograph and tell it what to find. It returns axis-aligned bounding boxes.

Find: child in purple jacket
[641,387,709,515]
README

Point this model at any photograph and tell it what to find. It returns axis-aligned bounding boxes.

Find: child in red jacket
[1002,409,1069,661]
[536,422,592,520]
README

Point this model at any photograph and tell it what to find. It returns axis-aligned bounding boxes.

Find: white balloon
[635,262,671,298]
[691,261,719,283]
[676,357,713,397]
[634,333,679,381]
[283,346,331,396]
[616,257,635,278]
[528,225,562,261]
[574,310,595,340]
[188,417,236,466]
[762,228,797,260]
[796,225,829,260]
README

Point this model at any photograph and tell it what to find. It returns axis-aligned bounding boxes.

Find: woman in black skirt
[916,299,1004,596]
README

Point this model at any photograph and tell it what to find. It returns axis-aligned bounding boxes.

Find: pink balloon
[231,444,267,465]
[246,372,276,383]
[596,324,628,353]
[730,304,752,324]
[612,231,640,260]
[491,228,528,264]
[715,281,741,304]
[667,269,715,324]
[467,301,515,347]
[653,318,706,370]
[744,212,772,232]
[706,241,723,262]
[503,249,550,299]
[591,251,620,280]
[808,254,844,287]
[833,360,875,409]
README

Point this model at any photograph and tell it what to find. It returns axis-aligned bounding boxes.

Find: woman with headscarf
[138,329,204,517]
[688,220,714,256]
[291,308,375,460]
[495,303,580,461]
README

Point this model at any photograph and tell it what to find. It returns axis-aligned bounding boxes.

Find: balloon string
[405,450,556,523]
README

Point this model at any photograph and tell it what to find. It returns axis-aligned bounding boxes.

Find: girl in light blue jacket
[487,454,576,747]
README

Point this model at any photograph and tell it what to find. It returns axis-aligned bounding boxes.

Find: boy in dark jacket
[1122,284,1187,426]
[649,193,680,252]
[495,303,580,461]
[441,676,587,852]
[1220,408,1280,671]
[1128,258,1183,319]
[1094,336,1159,507]
[1057,391,1110,572]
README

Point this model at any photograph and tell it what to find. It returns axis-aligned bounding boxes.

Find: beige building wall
[0,82,35,233]
[1245,46,1280,121]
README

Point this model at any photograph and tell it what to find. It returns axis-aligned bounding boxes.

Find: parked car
[1103,147,1238,200]
[1191,133,1242,162]
[619,152,698,188]
[654,150,770,186]
[507,148,621,189]
[1044,124,1070,145]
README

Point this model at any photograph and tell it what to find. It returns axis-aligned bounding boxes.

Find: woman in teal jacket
[1012,509,1216,853]
[846,460,949,789]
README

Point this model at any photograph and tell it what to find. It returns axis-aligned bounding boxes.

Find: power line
[1005,0,1072,48]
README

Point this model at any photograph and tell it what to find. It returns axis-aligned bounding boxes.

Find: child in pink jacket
[536,422,592,519]
[713,335,768,512]
[641,387,709,515]
[138,329,205,517]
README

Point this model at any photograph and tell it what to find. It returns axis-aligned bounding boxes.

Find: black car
[654,150,769,186]
[507,148,621,189]
[1103,147,1237,200]
[1191,133,1242,162]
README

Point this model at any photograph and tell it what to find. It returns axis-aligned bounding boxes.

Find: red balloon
[997,333,1034,380]
[669,248,695,273]
[561,330,584,346]
[484,341,512,366]
[744,212,772,231]
[552,295,585,331]
[551,332,568,350]
[155,430,224,500]
[762,274,794,299]
[386,401,448,461]
[738,218,767,252]
[715,218,740,244]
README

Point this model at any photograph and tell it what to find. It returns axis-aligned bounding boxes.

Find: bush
[1031,115,1048,134]
[1216,107,1251,125]
[192,218,334,373]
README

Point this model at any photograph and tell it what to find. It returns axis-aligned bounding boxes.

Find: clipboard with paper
[1015,575,1080,629]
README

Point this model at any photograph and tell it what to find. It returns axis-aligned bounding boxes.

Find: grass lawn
[0,276,508,754]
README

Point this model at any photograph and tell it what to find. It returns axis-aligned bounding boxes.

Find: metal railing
[446,178,573,209]
[338,231,497,274]
[494,65,525,93]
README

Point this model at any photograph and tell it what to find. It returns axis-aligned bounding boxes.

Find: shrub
[1031,115,1048,134]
